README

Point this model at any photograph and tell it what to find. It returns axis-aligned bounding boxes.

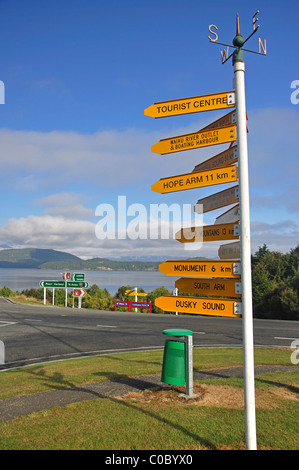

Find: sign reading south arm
[144,91,235,118]
[175,277,241,298]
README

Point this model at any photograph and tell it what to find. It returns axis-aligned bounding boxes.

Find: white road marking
[274,337,299,341]
[97,324,117,328]
[0,321,17,327]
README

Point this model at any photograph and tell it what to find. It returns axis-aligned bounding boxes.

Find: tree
[147,286,173,314]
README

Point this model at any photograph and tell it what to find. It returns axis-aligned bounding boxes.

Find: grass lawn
[0,348,298,450]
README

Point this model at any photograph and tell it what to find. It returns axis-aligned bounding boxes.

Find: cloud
[0,107,298,257]
[36,192,94,219]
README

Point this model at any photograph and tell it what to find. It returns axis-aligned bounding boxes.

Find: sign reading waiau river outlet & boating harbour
[151,124,236,155]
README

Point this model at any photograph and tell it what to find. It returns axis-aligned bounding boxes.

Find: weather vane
[208,11,267,64]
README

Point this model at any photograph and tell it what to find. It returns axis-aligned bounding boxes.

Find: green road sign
[40,280,66,288]
[66,281,89,288]
[72,273,85,281]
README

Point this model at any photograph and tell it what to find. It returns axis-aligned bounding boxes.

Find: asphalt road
[0,297,298,370]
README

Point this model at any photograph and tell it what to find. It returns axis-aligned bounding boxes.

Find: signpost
[40,275,88,307]
[72,273,85,282]
[214,204,239,224]
[193,144,238,172]
[73,289,87,297]
[151,165,237,194]
[151,124,236,155]
[159,259,240,278]
[155,295,241,317]
[207,12,267,449]
[144,91,235,118]
[67,281,88,288]
[218,241,240,259]
[200,109,236,131]
[40,280,66,288]
[114,299,152,313]
[175,277,241,298]
[175,222,239,244]
[194,185,239,214]
[145,10,266,449]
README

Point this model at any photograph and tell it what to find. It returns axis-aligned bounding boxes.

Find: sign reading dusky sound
[155,295,241,317]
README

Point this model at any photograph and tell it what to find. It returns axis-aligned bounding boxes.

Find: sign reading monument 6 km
[144,91,235,118]
[159,260,241,278]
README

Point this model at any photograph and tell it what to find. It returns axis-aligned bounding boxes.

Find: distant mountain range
[0,248,209,271]
[0,248,160,271]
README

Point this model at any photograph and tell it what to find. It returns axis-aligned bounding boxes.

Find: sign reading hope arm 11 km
[151,164,237,194]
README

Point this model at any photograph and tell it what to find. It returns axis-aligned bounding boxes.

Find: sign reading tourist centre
[151,124,237,155]
[144,91,235,118]
[155,295,241,318]
[151,165,237,194]
[159,260,241,278]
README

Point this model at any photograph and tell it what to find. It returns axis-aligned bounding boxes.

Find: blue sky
[0,0,298,259]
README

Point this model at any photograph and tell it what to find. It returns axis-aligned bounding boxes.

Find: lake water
[0,268,176,295]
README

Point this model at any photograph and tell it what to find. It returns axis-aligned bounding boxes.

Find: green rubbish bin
[161,329,193,386]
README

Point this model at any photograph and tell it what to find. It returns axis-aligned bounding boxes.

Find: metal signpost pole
[233,50,257,452]
[208,12,267,449]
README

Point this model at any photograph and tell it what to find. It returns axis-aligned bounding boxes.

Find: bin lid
[162,329,192,336]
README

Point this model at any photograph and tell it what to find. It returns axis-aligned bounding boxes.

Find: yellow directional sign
[155,295,241,318]
[159,260,240,278]
[175,277,241,298]
[175,222,239,243]
[125,289,147,297]
[200,110,236,131]
[193,144,238,172]
[214,204,239,224]
[218,241,241,259]
[151,165,237,194]
[144,91,235,118]
[151,124,237,155]
[195,185,239,214]
[129,292,148,297]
